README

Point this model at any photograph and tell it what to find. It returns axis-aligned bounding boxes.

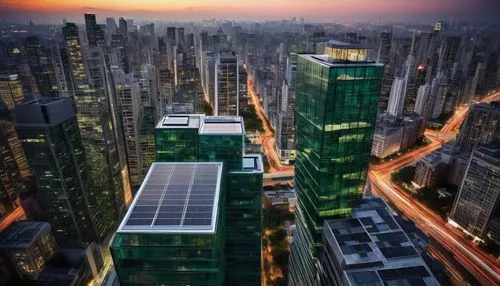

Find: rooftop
[231,154,264,174]
[156,114,245,135]
[327,40,370,50]
[420,152,446,168]
[0,221,51,249]
[300,53,381,68]
[117,162,223,234]
[200,116,244,135]
[323,197,437,286]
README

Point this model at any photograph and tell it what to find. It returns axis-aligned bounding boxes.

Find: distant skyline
[1,0,499,23]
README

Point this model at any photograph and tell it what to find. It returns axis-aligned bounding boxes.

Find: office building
[239,64,248,113]
[414,84,431,116]
[289,41,383,286]
[320,198,438,286]
[139,106,156,179]
[155,114,263,285]
[0,74,25,109]
[449,140,500,242]
[400,113,424,150]
[277,59,296,163]
[457,101,500,154]
[387,77,406,117]
[74,87,126,239]
[215,51,239,116]
[24,36,59,98]
[14,98,99,244]
[371,116,403,159]
[412,153,448,188]
[116,82,143,186]
[84,13,105,47]
[0,100,30,220]
[0,221,56,280]
[111,162,225,286]
[62,23,88,90]
[105,17,117,35]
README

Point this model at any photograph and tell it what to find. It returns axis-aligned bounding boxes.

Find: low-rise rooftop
[156,114,245,135]
[323,197,437,286]
[0,221,51,249]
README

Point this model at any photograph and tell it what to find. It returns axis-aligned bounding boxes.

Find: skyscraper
[457,101,500,154]
[118,17,127,38]
[111,162,225,286]
[116,82,142,187]
[387,76,406,117]
[215,51,239,116]
[24,36,59,98]
[15,98,99,244]
[74,87,126,238]
[0,101,26,219]
[84,13,104,47]
[62,23,88,90]
[276,58,296,163]
[449,140,500,242]
[289,41,383,286]
[414,84,431,116]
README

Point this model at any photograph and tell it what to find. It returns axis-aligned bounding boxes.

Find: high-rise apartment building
[288,41,383,286]
[155,114,263,286]
[14,98,99,244]
[449,140,500,242]
[457,101,500,154]
[215,51,239,116]
[111,162,225,286]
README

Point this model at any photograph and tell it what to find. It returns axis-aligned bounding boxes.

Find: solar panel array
[122,163,221,231]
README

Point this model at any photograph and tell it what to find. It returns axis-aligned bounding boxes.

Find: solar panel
[120,162,222,233]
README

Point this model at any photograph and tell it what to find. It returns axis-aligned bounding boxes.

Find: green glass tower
[288,41,383,286]
[111,162,225,286]
[154,115,262,286]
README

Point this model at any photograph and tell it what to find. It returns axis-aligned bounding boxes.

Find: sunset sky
[1,0,499,23]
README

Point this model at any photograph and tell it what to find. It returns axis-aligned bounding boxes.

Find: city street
[248,64,500,284]
[247,76,293,173]
[369,92,500,285]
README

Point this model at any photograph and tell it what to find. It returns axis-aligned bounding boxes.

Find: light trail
[368,91,500,285]
[246,75,293,173]
[0,206,26,231]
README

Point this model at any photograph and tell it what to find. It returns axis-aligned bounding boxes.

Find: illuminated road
[369,92,500,285]
[247,76,293,173]
[0,206,26,231]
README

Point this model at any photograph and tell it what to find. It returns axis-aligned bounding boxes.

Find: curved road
[370,92,500,285]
